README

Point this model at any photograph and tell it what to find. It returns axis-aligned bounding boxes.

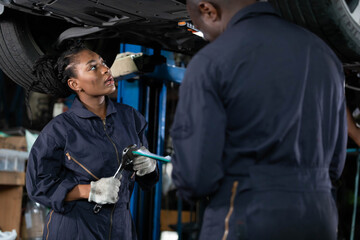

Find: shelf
[0,171,25,239]
[0,171,25,186]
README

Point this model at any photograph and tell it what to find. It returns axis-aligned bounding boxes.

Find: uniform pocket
[65,152,99,181]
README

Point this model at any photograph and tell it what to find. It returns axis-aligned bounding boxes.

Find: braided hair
[24,41,88,123]
[29,41,88,99]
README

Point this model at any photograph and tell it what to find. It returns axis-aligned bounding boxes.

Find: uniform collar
[228,2,279,28]
[68,96,117,119]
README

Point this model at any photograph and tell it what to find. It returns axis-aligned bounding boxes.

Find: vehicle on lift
[0,0,359,91]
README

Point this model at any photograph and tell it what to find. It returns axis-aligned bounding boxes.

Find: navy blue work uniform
[26,97,158,240]
[170,2,347,240]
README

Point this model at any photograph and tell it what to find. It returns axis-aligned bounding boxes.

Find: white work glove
[133,146,157,176]
[88,177,121,204]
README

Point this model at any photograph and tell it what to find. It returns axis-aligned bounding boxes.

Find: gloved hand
[133,146,157,176]
[88,177,121,204]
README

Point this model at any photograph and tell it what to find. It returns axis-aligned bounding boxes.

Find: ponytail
[31,54,74,98]
[25,41,87,122]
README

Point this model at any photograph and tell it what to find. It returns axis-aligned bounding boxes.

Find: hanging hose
[345,84,360,92]
[348,149,360,240]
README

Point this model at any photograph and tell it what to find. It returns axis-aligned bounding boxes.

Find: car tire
[0,10,42,92]
[0,9,119,93]
[269,0,360,65]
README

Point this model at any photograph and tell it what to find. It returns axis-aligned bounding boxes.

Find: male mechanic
[170,0,347,239]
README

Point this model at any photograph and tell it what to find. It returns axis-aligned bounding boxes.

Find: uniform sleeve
[170,55,226,202]
[329,95,347,182]
[26,132,79,213]
[132,108,159,190]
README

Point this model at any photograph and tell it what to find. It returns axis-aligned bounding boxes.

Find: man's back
[196,3,346,176]
[171,2,346,239]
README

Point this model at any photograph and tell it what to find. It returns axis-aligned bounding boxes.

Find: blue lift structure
[116,43,186,240]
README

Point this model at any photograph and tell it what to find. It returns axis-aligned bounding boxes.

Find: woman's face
[70,49,116,97]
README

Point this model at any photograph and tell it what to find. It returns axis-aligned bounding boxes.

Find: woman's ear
[67,78,81,92]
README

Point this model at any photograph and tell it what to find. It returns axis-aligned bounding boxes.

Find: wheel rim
[344,0,360,24]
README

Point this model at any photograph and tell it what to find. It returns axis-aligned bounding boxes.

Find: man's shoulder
[188,41,228,69]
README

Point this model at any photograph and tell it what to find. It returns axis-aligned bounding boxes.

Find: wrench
[93,144,138,214]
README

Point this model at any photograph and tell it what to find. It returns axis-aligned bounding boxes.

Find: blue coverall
[26,97,159,240]
[170,2,347,240]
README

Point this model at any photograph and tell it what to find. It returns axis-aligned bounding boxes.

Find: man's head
[186,0,257,42]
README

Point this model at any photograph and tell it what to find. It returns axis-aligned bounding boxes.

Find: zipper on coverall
[103,117,121,240]
[66,153,99,180]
